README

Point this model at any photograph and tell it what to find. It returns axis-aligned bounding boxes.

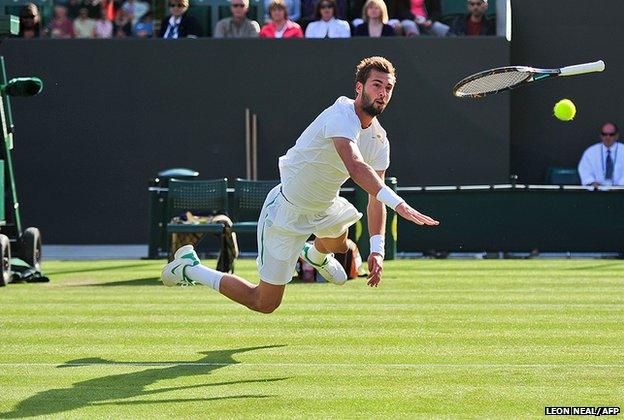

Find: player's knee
[253,299,281,314]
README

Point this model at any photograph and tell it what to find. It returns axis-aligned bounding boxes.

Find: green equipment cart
[0,56,47,286]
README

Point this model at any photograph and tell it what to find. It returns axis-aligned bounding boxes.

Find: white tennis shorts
[256,185,362,285]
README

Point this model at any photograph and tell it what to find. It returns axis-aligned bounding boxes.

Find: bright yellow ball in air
[553,99,576,121]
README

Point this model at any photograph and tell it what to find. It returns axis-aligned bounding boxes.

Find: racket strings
[455,71,532,96]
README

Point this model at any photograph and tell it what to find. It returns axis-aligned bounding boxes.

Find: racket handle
[560,60,605,76]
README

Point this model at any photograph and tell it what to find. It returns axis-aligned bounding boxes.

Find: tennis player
[161,56,439,313]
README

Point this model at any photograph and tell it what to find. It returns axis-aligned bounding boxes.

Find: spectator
[73,7,96,38]
[160,0,203,38]
[449,0,494,36]
[18,3,41,38]
[259,0,303,38]
[578,122,624,187]
[264,0,300,23]
[387,0,449,36]
[94,7,113,38]
[48,5,74,38]
[301,0,348,27]
[305,0,350,38]
[134,11,153,37]
[114,9,133,37]
[122,0,149,26]
[214,0,260,38]
[353,0,394,37]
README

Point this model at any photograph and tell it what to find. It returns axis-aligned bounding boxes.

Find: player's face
[358,70,395,117]
[601,124,619,147]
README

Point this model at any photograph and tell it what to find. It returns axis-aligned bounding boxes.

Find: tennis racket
[453,60,605,98]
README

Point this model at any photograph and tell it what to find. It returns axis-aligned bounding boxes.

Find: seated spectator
[122,0,149,26]
[259,0,303,38]
[160,0,203,38]
[353,0,394,37]
[301,0,348,27]
[134,11,153,37]
[73,7,96,38]
[264,0,300,23]
[578,122,624,187]
[305,0,350,38]
[48,5,74,38]
[114,9,133,37]
[18,3,41,38]
[449,0,494,36]
[214,0,260,38]
[387,0,449,36]
[94,8,113,38]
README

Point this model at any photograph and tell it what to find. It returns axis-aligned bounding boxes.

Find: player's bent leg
[219,276,285,314]
[300,231,349,285]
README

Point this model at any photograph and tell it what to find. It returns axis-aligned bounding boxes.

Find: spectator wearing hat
[305,0,350,38]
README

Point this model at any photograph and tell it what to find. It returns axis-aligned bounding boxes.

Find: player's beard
[361,90,386,117]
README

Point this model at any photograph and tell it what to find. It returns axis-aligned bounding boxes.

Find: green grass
[1,259,623,418]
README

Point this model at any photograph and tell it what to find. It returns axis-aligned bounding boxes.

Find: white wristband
[376,186,405,210]
[369,234,385,257]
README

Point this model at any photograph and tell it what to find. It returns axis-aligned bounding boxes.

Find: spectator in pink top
[48,5,74,38]
[387,0,449,36]
[259,0,303,38]
[94,8,113,38]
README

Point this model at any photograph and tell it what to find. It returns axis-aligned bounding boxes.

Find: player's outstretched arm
[332,138,440,227]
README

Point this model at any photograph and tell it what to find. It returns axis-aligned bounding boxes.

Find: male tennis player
[161,56,439,313]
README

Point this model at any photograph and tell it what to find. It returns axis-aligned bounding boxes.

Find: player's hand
[367,253,384,287]
[395,202,439,226]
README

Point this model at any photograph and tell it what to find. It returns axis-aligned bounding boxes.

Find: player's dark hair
[355,56,396,86]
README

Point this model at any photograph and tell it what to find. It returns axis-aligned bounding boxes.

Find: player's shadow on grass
[95,277,162,286]
[47,262,156,276]
[1,345,287,418]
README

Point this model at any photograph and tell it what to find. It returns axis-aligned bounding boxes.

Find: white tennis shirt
[279,96,390,212]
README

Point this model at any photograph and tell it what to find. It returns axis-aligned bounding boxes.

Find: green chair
[232,178,279,234]
[186,4,211,36]
[545,167,581,185]
[165,178,229,254]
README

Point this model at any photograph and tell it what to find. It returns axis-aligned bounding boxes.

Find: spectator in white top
[578,122,624,187]
[305,0,350,38]
[73,7,96,38]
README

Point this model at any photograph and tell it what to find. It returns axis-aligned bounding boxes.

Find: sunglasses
[21,14,35,18]
[320,3,334,8]
[231,3,245,7]
[169,3,183,7]
[601,132,617,136]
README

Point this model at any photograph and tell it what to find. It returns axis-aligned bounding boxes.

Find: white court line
[0,362,622,369]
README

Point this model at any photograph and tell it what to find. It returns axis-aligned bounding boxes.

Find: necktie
[605,149,614,180]
[167,23,178,38]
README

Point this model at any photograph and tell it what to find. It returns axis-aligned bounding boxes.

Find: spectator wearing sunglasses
[578,122,624,187]
[305,0,350,38]
[214,0,260,38]
[160,0,203,38]
[449,0,494,36]
[18,3,41,38]
[259,0,303,38]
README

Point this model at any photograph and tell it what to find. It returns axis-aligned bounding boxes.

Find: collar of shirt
[168,15,182,26]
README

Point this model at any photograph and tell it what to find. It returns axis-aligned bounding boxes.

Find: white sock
[306,243,328,265]
[185,264,223,292]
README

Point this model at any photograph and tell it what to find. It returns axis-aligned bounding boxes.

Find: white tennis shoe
[161,245,201,287]
[301,243,348,285]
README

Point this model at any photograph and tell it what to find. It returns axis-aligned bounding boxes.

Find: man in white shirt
[161,57,439,314]
[578,122,624,187]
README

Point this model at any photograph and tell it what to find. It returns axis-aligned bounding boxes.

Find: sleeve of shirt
[213,20,225,38]
[324,113,360,142]
[577,148,596,185]
[369,138,390,171]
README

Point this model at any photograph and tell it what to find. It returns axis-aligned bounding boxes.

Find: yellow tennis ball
[553,99,576,121]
